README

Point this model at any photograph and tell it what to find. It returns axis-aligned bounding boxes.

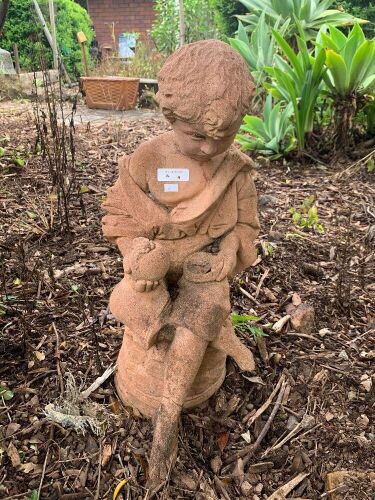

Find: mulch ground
[0,100,374,500]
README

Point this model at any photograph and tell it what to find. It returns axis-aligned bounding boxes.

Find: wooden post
[48,0,58,70]
[77,31,89,76]
[13,44,21,74]
[178,0,185,47]
[31,0,71,84]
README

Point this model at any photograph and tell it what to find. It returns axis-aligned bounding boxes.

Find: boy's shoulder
[124,131,173,189]
[132,131,173,161]
[227,145,255,173]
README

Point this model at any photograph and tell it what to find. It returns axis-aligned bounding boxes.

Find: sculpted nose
[200,141,217,156]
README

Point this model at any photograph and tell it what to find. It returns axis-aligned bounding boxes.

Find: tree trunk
[178,0,185,47]
[333,95,357,153]
[0,0,10,37]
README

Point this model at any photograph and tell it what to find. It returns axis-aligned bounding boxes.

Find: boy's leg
[148,326,208,485]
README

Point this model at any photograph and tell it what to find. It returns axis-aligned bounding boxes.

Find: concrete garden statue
[102,39,260,486]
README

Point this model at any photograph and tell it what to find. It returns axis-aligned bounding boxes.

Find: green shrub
[236,95,296,158]
[237,0,366,40]
[264,24,327,152]
[1,0,93,77]
[214,0,247,37]
[150,0,220,55]
[316,23,375,147]
[229,14,289,86]
[336,1,375,37]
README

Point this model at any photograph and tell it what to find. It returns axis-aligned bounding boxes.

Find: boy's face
[172,118,242,161]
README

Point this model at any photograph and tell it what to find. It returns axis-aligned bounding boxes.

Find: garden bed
[0,101,374,499]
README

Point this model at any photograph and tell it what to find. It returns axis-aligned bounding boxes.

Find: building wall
[87,0,155,48]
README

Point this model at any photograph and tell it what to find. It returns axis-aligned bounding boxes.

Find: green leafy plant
[236,95,296,158]
[290,195,325,233]
[264,23,327,152]
[316,24,375,147]
[367,157,375,172]
[231,313,267,339]
[214,0,248,36]
[237,0,366,40]
[363,97,375,135]
[1,0,93,76]
[0,384,14,401]
[228,14,289,85]
[337,1,375,37]
[150,0,220,54]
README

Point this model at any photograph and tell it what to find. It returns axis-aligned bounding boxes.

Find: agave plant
[264,23,327,152]
[228,13,289,85]
[237,0,366,40]
[236,95,296,158]
[316,24,375,148]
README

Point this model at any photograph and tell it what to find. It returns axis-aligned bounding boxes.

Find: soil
[0,100,374,500]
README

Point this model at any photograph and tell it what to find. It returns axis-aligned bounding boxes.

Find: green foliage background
[214,0,247,36]
[150,0,221,54]
[336,1,375,36]
[0,0,93,77]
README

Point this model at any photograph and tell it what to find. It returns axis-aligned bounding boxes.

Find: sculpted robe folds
[102,133,259,276]
[102,132,260,416]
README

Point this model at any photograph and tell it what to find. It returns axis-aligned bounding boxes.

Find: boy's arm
[216,171,259,280]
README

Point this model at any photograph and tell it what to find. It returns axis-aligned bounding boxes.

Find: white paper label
[157,168,189,182]
[164,183,179,192]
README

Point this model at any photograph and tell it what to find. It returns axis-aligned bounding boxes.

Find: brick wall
[87,0,155,48]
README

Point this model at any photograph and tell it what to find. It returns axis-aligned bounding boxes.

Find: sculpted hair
[157,39,255,136]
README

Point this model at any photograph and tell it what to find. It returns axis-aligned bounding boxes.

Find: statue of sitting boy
[102,39,260,486]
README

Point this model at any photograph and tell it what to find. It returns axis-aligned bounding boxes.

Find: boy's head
[157,39,254,160]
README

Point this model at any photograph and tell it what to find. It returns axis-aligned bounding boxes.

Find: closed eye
[191,133,206,140]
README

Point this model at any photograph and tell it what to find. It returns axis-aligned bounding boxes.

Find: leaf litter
[0,100,374,499]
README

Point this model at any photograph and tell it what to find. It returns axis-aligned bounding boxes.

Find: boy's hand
[214,249,237,281]
[214,232,239,281]
[124,237,170,292]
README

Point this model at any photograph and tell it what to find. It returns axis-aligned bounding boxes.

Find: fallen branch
[239,286,261,305]
[226,379,287,465]
[80,363,117,399]
[242,373,286,425]
[267,472,309,499]
[242,382,288,467]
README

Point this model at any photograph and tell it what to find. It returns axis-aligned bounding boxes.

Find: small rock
[319,328,330,337]
[268,230,284,241]
[360,374,372,392]
[325,411,335,422]
[178,473,197,490]
[301,262,324,277]
[258,194,279,209]
[290,304,315,333]
[210,456,222,474]
[338,350,349,361]
[254,483,263,494]
[356,414,369,429]
[348,390,356,401]
[240,481,253,496]
[286,415,299,431]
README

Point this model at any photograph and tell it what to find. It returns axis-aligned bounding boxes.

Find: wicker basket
[81,76,140,110]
